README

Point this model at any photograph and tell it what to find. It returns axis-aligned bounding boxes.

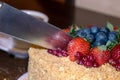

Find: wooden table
[0,0,120,79]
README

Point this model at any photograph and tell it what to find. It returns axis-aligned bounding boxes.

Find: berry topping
[93,40,106,47]
[95,32,108,42]
[47,22,120,71]
[90,45,110,66]
[67,37,90,61]
[48,48,68,57]
[111,44,120,60]
[83,28,91,35]
[108,31,118,42]
[108,58,117,66]
[90,26,99,34]
[63,28,70,33]
[75,52,96,68]
[74,52,84,59]
[93,62,100,67]
[76,30,87,38]
[86,34,94,43]
[100,27,110,34]
[114,26,119,31]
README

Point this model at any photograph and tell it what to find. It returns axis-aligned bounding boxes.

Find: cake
[28,23,120,80]
[28,48,120,80]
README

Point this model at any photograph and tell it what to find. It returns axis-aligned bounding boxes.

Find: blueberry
[93,40,106,47]
[83,28,91,34]
[86,34,94,43]
[111,31,118,35]
[76,30,87,38]
[108,31,118,42]
[90,26,99,34]
[95,32,108,42]
[100,27,109,34]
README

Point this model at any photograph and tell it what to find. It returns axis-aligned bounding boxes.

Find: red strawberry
[86,25,93,28]
[113,26,119,31]
[90,46,110,66]
[111,44,120,60]
[67,37,90,61]
[63,28,70,33]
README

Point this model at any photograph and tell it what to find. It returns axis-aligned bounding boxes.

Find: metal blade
[0,2,72,50]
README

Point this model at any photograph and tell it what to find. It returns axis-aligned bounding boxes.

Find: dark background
[0,0,120,27]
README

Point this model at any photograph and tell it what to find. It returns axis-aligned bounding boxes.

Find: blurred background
[1,0,119,18]
[0,0,120,27]
[0,0,75,28]
[76,0,120,18]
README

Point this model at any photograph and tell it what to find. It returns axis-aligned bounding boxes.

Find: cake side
[28,48,120,80]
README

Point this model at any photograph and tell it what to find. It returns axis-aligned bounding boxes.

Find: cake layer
[28,48,120,80]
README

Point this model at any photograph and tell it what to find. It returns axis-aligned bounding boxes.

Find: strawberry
[63,28,70,33]
[86,25,93,28]
[113,26,119,31]
[90,45,110,66]
[67,37,90,61]
[111,44,120,60]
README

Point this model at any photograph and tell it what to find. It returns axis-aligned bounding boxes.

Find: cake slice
[28,24,120,80]
[28,48,120,80]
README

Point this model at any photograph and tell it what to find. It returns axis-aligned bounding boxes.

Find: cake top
[47,22,120,71]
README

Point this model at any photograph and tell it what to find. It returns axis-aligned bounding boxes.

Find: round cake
[28,23,120,80]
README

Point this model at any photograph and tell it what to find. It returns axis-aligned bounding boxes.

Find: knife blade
[0,2,72,53]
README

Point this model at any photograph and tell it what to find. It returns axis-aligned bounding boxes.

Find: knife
[0,2,72,58]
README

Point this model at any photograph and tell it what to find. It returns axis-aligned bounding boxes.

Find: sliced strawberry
[90,46,110,66]
[67,37,90,61]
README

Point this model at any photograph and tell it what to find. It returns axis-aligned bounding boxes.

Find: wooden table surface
[0,0,120,80]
